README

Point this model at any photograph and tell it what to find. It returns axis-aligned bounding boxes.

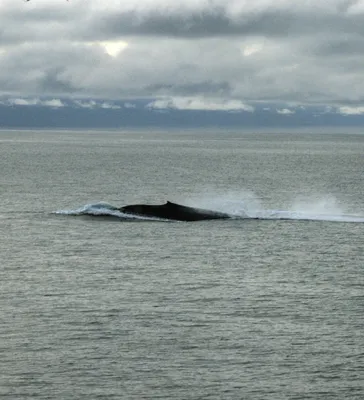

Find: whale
[118,201,231,221]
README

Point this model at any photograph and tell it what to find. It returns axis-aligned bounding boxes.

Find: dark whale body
[119,201,231,221]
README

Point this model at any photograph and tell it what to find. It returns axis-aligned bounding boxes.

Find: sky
[1,0,364,126]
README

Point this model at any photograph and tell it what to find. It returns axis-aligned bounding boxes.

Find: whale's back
[120,201,231,221]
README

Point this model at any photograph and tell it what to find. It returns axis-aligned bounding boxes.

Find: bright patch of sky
[98,41,129,57]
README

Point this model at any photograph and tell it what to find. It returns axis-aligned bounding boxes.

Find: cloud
[0,0,364,111]
[6,98,64,107]
[2,97,121,110]
[74,100,98,109]
[4,0,364,42]
[71,99,121,109]
[337,106,364,115]
[100,102,121,109]
[277,108,295,115]
[7,98,39,106]
[146,97,254,112]
[41,99,65,108]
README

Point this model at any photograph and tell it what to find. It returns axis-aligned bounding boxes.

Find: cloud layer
[1,0,364,109]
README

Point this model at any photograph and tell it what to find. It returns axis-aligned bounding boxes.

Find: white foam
[56,202,123,216]
[182,191,364,223]
[55,202,169,221]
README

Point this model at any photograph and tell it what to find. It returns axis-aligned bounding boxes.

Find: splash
[55,202,168,221]
[181,190,262,218]
[56,202,123,217]
[283,195,358,222]
[182,191,364,223]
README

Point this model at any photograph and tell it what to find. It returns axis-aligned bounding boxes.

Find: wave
[55,197,364,223]
[55,202,169,221]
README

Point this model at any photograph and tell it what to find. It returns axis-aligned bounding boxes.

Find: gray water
[1,129,363,399]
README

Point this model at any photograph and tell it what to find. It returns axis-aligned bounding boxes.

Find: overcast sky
[1,0,364,113]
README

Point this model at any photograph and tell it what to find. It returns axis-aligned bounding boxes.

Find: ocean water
[0,129,363,399]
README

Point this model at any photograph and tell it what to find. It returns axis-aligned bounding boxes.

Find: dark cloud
[87,9,319,39]
[1,2,364,42]
[37,68,79,93]
[311,35,364,56]
[146,81,231,97]
[1,0,364,108]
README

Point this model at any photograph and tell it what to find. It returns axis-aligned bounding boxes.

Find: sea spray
[180,189,263,218]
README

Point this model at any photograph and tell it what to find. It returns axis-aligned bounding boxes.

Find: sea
[0,128,363,400]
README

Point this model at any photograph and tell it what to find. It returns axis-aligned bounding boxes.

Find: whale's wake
[55,196,364,223]
[183,193,364,223]
[245,209,364,223]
